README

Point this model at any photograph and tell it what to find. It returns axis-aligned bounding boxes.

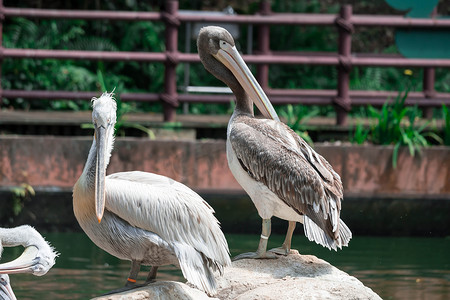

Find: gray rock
[92,281,218,300]
[215,250,382,300]
[92,251,381,300]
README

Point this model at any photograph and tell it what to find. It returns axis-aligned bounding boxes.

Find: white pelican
[0,274,15,300]
[73,92,231,295]
[197,26,352,259]
[0,225,58,300]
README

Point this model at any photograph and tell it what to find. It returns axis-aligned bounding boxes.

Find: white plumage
[73,92,230,295]
[0,225,58,300]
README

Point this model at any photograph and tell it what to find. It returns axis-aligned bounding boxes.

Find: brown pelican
[0,225,57,300]
[198,26,352,259]
[73,92,231,295]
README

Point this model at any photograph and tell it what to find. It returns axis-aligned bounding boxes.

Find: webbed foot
[232,251,278,261]
[268,246,293,256]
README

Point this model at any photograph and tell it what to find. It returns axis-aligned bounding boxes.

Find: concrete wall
[1,136,449,235]
[1,136,449,198]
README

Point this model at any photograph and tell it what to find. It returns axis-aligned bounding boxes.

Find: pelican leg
[101,260,142,296]
[269,221,296,255]
[145,266,158,283]
[233,218,277,260]
[125,260,141,287]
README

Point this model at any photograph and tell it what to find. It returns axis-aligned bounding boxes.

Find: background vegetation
[1,0,449,147]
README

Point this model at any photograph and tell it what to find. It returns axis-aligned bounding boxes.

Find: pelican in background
[198,26,352,259]
[0,225,58,300]
[73,92,231,295]
[0,274,15,300]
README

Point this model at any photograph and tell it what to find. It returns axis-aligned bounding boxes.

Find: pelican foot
[268,247,293,256]
[232,251,278,261]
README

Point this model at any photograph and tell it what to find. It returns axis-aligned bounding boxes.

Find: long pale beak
[0,275,17,300]
[95,125,108,223]
[0,246,39,275]
[214,43,280,121]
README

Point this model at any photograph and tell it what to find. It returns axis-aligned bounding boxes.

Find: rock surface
[92,251,381,300]
[92,281,218,300]
[215,250,382,300]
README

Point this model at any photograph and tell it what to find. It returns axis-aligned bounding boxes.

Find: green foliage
[10,183,35,216]
[351,67,384,91]
[1,17,165,111]
[350,122,370,145]
[443,105,450,146]
[367,92,442,167]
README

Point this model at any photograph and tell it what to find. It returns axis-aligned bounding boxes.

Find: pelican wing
[229,116,345,243]
[104,171,230,266]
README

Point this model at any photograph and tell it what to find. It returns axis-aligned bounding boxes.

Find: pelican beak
[95,124,108,223]
[0,246,40,275]
[214,42,280,121]
[0,275,17,300]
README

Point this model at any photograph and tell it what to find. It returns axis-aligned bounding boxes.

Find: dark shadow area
[1,189,448,237]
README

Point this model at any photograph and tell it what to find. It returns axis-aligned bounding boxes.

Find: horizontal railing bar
[351,57,450,68]
[243,54,450,67]
[3,7,162,21]
[4,48,450,68]
[1,90,160,102]
[4,7,450,28]
[2,90,99,99]
[4,89,449,107]
[268,89,450,99]
[178,13,336,25]
[351,98,450,106]
[121,93,160,102]
[1,48,167,61]
[352,15,450,28]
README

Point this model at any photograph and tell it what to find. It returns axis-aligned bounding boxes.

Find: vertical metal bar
[423,68,435,118]
[0,0,3,106]
[247,24,253,55]
[162,0,179,122]
[183,21,191,114]
[335,5,353,126]
[422,7,437,119]
[256,0,270,91]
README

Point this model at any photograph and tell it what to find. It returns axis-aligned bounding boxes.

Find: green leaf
[392,143,400,168]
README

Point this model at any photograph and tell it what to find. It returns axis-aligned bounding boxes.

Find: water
[1,233,449,300]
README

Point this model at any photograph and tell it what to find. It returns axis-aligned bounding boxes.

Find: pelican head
[91,92,117,222]
[197,26,279,121]
[0,274,16,300]
[0,225,57,277]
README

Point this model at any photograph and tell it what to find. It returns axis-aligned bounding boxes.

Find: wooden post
[256,0,270,91]
[161,0,179,122]
[335,5,353,126]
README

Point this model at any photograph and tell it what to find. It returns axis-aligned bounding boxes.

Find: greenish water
[1,233,449,300]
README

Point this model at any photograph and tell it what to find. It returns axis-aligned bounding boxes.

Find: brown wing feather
[229,115,343,240]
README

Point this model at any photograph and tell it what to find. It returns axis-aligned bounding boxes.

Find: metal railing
[1,0,450,124]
